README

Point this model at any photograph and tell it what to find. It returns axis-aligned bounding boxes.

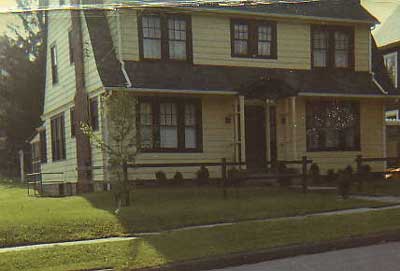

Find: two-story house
[37,0,399,194]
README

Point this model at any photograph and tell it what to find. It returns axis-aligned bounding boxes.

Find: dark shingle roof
[195,0,378,23]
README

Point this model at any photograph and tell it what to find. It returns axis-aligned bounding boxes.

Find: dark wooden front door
[245,106,267,169]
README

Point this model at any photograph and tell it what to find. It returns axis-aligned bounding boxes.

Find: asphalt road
[210,242,400,271]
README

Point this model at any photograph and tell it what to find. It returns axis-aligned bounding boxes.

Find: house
[36,0,399,195]
[362,1,400,159]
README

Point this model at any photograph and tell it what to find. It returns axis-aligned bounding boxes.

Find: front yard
[0,180,390,248]
[2,207,400,271]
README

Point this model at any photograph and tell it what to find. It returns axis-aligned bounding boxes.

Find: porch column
[265,99,271,162]
[291,97,298,160]
[239,95,246,166]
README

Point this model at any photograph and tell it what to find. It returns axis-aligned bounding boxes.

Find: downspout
[116,8,132,88]
[369,30,388,95]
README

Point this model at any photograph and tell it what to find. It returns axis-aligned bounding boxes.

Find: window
[384,52,398,88]
[311,26,354,68]
[68,30,74,64]
[140,14,191,61]
[39,130,47,163]
[70,107,75,137]
[139,98,202,152]
[59,0,65,6]
[306,101,360,152]
[89,97,99,131]
[51,114,66,161]
[50,45,58,84]
[231,19,277,58]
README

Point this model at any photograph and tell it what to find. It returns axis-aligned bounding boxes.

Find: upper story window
[139,14,192,61]
[70,107,75,137]
[50,45,58,85]
[139,98,202,152]
[230,19,277,59]
[51,114,66,161]
[68,30,74,65]
[384,52,398,88]
[312,26,354,69]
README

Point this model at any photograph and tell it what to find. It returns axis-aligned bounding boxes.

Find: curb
[132,231,400,271]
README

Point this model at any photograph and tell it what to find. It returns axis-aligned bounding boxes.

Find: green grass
[2,207,400,271]
[0,181,389,248]
[353,179,400,196]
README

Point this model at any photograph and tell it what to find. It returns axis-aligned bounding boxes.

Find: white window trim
[384,51,398,88]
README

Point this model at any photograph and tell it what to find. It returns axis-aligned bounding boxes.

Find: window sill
[141,149,203,154]
[231,55,277,60]
[306,148,361,153]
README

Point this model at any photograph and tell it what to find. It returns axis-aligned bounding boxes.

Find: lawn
[352,179,400,196]
[0,180,390,248]
[2,207,400,271]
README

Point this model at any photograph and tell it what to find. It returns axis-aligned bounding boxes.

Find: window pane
[142,15,161,59]
[257,25,272,56]
[313,30,328,67]
[335,31,350,68]
[168,17,187,60]
[140,102,153,148]
[258,42,271,56]
[306,101,359,151]
[160,103,177,148]
[185,104,197,149]
[233,23,248,55]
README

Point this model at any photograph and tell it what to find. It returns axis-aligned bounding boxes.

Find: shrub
[326,169,337,183]
[227,167,245,187]
[357,164,372,191]
[309,163,320,184]
[173,171,184,185]
[277,162,292,187]
[337,165,353,199]
[196,165,210,186]
[155,171,167,185]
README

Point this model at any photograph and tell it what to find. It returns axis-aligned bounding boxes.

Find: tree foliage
[0,0,45,176]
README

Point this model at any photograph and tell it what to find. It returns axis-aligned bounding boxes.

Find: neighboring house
[363,3,400,159]
[37,0,399,195]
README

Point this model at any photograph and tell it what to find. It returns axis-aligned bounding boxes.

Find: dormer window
[312,26,354,69]
[139,14,192,62]
[230,19,277,59]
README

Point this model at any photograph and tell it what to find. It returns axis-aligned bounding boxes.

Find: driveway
[209,241,400,271]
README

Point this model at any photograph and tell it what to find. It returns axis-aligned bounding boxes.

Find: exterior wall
[41,10,105,184]
[276,97,385,173]
[104,94,237,181]
[112,9,370,71]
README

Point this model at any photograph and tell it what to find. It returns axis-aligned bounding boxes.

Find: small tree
[81,91,140,209]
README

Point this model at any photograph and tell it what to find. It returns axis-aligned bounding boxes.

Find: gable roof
[83,9,398,98]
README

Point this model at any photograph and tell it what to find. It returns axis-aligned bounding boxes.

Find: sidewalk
[2,197,400,254]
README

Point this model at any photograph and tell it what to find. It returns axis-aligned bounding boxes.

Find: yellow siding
[116,11,370,71]
[277,97,385,173]
[192,15,311,70]
[108,95,237,181]
[354,24,370,72]
[42,10,105,183]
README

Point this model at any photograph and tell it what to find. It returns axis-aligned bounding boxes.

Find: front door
[245,106,267,169]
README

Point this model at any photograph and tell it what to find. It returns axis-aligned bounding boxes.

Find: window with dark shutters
[39,130,47,163]
[89,97,99,131]
[51,114,66,161]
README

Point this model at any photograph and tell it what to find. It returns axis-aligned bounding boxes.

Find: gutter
[106,86,238,96]
[116,8,132,88]
[371,72,389,95]
[298,92,397,98]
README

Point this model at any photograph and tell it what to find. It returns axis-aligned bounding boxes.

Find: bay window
[306,101,360,152]
[139,98,202,152]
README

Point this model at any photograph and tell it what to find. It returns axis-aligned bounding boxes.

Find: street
[210,242,400,271]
